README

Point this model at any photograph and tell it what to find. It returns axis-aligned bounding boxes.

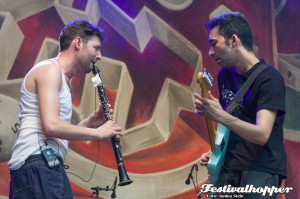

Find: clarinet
[91,63,133,186]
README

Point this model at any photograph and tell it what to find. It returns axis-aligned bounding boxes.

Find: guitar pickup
[220,138,225,151]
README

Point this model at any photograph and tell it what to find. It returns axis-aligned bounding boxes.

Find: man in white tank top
[8,20,122,199]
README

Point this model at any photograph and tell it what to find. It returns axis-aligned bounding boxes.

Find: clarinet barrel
[91,64,133,186]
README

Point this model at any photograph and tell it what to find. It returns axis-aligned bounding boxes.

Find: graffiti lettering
[11,123,19,134]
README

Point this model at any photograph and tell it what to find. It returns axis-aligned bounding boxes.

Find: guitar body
[207,123,230,185]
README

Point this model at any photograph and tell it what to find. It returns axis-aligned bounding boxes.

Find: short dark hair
[205,12,253,51]
[59,20,106,52]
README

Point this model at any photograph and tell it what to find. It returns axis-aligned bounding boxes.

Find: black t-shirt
[218,60,287,178]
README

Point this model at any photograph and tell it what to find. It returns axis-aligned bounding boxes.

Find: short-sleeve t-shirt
[218,60,287,178]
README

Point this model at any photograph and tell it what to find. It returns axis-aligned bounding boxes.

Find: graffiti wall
[0,0,299,198]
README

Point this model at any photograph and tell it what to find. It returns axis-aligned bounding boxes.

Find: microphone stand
[185,164,201,199]
[91,176,117,199]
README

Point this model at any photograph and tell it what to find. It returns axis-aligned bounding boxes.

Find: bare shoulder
[34,60,61,74]
[25,60,62,93]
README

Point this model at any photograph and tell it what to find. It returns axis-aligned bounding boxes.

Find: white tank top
[8,59,72,170]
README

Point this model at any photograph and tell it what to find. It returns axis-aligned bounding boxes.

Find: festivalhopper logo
[200,184,293,198]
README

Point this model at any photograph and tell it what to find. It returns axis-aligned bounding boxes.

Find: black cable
[35,85,101,183]
[65,140,100,182]
[64,88,100,182]
[186,164,201,199]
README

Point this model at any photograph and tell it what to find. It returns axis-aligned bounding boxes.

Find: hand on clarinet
[95,120,122,140]
[79,103,114,128]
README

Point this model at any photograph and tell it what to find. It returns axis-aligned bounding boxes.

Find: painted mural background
[0,0,299,198]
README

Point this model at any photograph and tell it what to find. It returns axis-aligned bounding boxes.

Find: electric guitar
[197,69,230,185]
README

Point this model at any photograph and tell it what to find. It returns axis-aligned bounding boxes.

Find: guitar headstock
[197,69,213,96]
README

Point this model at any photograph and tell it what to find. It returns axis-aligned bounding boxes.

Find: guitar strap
[225,63,268,114]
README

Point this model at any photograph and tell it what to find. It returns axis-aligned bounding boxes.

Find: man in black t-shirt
[194,12,287,199]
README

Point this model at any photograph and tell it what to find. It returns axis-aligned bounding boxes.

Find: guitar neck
[206,118,216,151]
[202,89,216,151]
[197,69,216,151]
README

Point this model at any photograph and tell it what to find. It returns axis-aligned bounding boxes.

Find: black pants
[9,155,73,199]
